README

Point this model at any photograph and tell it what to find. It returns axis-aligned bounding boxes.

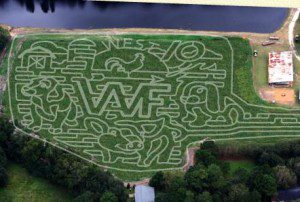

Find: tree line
[0,27,9,55]
[0,116,128,202]
[150,140,300,202]
[0,0,126,14]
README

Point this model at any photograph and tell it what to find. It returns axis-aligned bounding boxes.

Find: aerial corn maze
[5,34,300,179]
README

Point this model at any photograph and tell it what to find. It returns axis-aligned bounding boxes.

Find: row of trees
[0,0,126,14]
[0,27,9,56]
[149,140,300,202]
[0,115,13,188]
[0,116,128,201]
[0,27,10,189]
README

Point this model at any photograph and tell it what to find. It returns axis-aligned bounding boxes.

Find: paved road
[289,8,300,60]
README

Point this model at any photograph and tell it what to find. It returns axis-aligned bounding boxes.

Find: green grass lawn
[225,160,255,175]
[216,136,300,149]
[0,163,74,202]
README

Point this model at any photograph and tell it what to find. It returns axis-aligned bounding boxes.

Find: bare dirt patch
[183,147,198,172]
[259,87,296,106]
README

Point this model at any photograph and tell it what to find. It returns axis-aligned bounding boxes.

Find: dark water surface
[278,186,300,201]
[0,0,288,33]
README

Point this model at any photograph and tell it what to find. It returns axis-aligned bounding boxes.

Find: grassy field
[5,34,300,180]
[225,160,255,175]
[217,136,300,148]
[0,163,73,202]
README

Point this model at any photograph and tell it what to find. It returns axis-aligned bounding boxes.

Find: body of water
[278,186,300,201]
[0,0,288,33]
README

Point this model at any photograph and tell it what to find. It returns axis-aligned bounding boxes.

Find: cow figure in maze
[162,39,243,129]
[21,77,78,134]
[178,80,243,127]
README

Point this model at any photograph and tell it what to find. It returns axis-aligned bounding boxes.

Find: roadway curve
[289,8,300,61]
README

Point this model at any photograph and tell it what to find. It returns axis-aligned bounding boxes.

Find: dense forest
[0,27,9,54]
[150,139,300,202]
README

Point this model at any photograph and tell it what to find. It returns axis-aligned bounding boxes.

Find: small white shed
[135,185,155,202]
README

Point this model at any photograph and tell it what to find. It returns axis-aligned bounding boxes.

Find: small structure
[262,41,276,46]
[268,51,293,86]
[135,185,155,202]
[269,36,279,40]
[296,35,299,43]
[253,50,258,57]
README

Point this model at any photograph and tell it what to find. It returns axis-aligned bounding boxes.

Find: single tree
[0,166,8,187]
[100,191,118,202]
[149,171,166,191]
[185,164,208,192]
[228,183,249,202]
[258,152,284,167]
[195,150,217,166]
[232,168,250,184]
[195,191,212,202]
[274,166,297,189]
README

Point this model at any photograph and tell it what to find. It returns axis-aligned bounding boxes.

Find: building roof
[135,185,155,202]
[268,51,293,84]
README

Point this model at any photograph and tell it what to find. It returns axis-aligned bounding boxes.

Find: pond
[278,186,300,201]
[0,0,289,33]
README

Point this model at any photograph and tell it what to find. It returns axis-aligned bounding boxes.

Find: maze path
[7,34,300,172]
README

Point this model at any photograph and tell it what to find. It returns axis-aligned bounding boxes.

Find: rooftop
[135,185,155,202]
[268,51,293,85]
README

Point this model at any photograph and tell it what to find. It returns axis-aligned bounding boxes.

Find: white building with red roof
[268,51,293,86]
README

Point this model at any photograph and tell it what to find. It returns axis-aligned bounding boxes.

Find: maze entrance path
[7,34,300,174]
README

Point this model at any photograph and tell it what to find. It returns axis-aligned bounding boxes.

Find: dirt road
[289,8,300,60]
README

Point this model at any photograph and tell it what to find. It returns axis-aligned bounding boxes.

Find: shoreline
[0,8,294,44]
[289,8,300,60]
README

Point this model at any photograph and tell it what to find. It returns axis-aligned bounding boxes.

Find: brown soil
[183,147,198,172]
[259,87,296,106]
[125,178,150,187]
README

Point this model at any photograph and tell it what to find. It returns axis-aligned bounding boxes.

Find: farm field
[5,34,300,180]
[0,163,73,202]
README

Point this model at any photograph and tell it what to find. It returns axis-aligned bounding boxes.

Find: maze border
[6,33,300,173]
